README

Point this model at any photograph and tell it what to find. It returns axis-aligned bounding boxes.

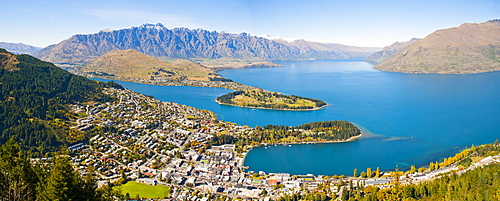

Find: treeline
[215,90,244,104]
[341,141,500,201]
[258,121,361,142]
[337,163,500,201]
[210,121,361,149]
[276,164,500,201]
[0,140,121,200]
[276,141,500,201]
[216,90,327,110]
[209,77,233,82]
[0,49,122,155]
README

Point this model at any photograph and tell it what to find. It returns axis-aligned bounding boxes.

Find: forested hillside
[0,48,121,155]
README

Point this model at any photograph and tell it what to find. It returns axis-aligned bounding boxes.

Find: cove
[94,59,500,176]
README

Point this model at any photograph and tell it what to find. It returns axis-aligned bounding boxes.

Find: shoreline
[258,133,364,147]
[215,99,328,111]
[82,74,261,91]
[240,133,364,167]
[92,76,328,111]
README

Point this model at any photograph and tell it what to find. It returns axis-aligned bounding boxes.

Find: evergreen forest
[0,139,120,200]
[0,49,122,155]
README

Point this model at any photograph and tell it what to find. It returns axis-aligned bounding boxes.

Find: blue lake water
[94,59,500,176]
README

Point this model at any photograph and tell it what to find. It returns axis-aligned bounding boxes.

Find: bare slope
[374,20,500,74]
[81,49,217,81]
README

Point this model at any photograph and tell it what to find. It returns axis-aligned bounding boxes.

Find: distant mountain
[374,20,500,74]
[0,42,42,55]
[81,49,217,81]
[35,23,378,65]
[272,39,380,60]
[364,38,420,63]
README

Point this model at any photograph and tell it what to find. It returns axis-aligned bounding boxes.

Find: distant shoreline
[215,99,328,111]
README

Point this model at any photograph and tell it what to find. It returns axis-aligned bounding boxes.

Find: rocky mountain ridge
[35,23,379,65]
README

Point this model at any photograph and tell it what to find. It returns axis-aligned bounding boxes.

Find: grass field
[115,181,170,199]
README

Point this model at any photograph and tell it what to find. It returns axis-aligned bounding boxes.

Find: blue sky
[1,0,498,47]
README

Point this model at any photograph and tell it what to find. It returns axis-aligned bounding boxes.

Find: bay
[94,59,500,176]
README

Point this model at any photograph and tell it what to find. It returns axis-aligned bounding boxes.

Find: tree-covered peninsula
[216,90,327,110]
[210,120,361,149]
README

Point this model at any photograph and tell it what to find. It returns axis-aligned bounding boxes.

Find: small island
[216,90,327,110]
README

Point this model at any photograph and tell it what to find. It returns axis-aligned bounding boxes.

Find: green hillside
[0,48,121,155]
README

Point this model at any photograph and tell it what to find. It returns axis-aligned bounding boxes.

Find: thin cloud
[83,8,200,28]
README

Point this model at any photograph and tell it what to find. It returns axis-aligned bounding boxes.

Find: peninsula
[215,90,327,110]
[77,49,328,111]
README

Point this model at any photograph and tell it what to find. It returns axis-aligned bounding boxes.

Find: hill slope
[364,38,420,63]
[374,20,500,74]
[81,49,217,81]
[0,48,120,155]
[35,23,378,65]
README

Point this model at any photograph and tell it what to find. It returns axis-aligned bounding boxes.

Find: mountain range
[35,23,379,65]
[374,20,500,74]
[0,42,42,55]
[364,38,420,63]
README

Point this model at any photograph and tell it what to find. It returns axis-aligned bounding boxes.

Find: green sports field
[115,181,170,199]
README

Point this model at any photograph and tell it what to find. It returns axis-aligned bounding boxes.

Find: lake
[95,59,500,176]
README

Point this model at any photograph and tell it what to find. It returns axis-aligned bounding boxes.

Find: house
[283,181,300,189]
[186,177,196,186]
[132,120,146,128]
[268,178,279,185]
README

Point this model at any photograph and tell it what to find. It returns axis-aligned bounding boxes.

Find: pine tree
[81,166,100,200]
[0,139,40,201]
[37,155,86,200]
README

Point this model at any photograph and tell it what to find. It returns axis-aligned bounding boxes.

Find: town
[63,87,500,200]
